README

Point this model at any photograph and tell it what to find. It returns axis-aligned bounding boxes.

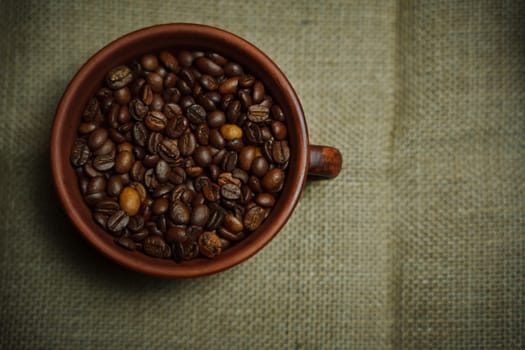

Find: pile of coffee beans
[70,50,290,262]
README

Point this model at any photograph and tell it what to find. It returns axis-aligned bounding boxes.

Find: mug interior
[51,24,309,277]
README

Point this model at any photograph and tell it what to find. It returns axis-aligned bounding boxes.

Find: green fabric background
[1,0,523,348]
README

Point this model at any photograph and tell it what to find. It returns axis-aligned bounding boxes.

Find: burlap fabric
[1,1,523,348]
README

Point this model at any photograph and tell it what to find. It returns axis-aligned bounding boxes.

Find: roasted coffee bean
[166,115,188,138]
[107,175,124,197]
[251,156,269,177]
[232,168,249,183]
[108,128,126,144]
[114,86,132,105]
[218,227,245,242]
[202,182,220,202]
[78,122,97,135]
[271,104,285,121]
[243,205,265,231]
[117,142,133,153]
[262,168,285,193]
[116,236,136,251]
[95,199,120,215]
[238,89,252,110]
[87,176,107,196]
[129,182,147,203]
[143,154,160,168]
[194,57,223,77]
[93,138,115,156]
[145,111,168,131]
[271,120,287,140]
[239,184,253,204]
[198,231,222,258]
[141,84,154,105]
[93,154,115,171]
[127,215,145,233]
[185,104,206,124]
[106,65,134,90]
[82,98,100,122]
[191,204,209,226]
[150,94,164,111]
[157,50,176,71]
[152,198,169,216]
[71,138,91,167]
[244,122,264,144]
[155,160,170,183]
[115,151,134,174]
[222,151,238,172]
[144,168,159,190]
[158,138,180,163]
[93,212,108,229]
[248,175,263,193]
[207,111,226,129]
[255,193,276,207]
[129,98,148,121]
[209,128,225,149]
[195,123,210,145]
[218,172,242,187]
[153,184,173,198]
[223,213,244,233]
[179,132,197,156]
[147,132,162,154]
[272,140,290,164]
[239,146,257,171]
[133,122,148,147]
[164,72,178,89]
[199,74,218,91]
[238,74,255,88]
[220,124,242,141]
[219,77,239,95]
[143,235,171,258]
[247,104,269,123]
[168,166,186,185]
[221,183,241,200]
[146,72,163,93]
[166,225,188,243]
[120,186,141,216]
[224,62,244,77]
[196,93,216,112]
[107,210,130,233]
[226,138,245,152]
[193,146,212,167]
[206,204,225,229]
[252,81,265,104]
[88,128,109,150]
[169,199,191,224]
[163,103,182,119]
[130,160,146,181]
[226,100,241,124]
[171,241,184,263]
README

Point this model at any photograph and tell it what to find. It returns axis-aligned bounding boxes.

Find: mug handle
[308,145,343,178]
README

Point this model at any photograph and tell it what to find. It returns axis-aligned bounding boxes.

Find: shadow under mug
[51,23,342,277]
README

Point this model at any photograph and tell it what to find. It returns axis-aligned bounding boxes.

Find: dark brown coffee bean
[82,97,100,122]
[179,133,197,156]
[222,151,238,172]
[239,145,257,171]
[168,166,186,185]
[252,81,265,104]
[239,184,253,204]
[164,72,178,89]
[147,132,162,154]
[206,111,225,129]
[146,72,163,93]
[166,225,188,243]
[115,236,136,251]
[205,204,225,230]
[79,176,89,195]
[159,50,178,71]
[158,138,180,163]
[176,79,192,95]
[95,199,119,215]
[191,204,209,226]
[271,104,285,121]
[208,128,224,149]
[144,168,159,190]
[150,94,164,111]
[251,156,269,177]
[232,168,249,183]
[108,128,126,144]
[153,184,173,198]
[255,193,276,207]
[169,199,190,224]
[93,138,115,156]
[106,65,134,90]
[130,160,145,181]
[243,205,265,231]
[199,74,218,91]
[223,62,244,77]
[218,227,245,242]
[127,215,145,233]
[226,100,241,124]
[93,154,115,171]
[271,120,287,140]
[179,96,195,109]
[129,98,147,121]
[195,93,216,112]
[140,54,158,71]
[177,50,193,67]
[143,235,171,258]
[88,128,109,150]
[217,171,241,187]
[238,74,255,88]
[198,231,222,258]
[219,77,239,95]
[185,104,206,124]
[221,183,241,200]
[85,191,105,206]
[263,140,273,162]
[107,210,130,233]
[87,176,107,196]
[194,57,224,77]
[143,154,160,168]
[193,146,212,167]
[166,115,188,138]
[152,198,169,216]
[272,140,290,164]
[247,104,270,123]
[262,168,285,193]
[244,122,264,144]
[133,122,148,147]
[115,151,134,174]
[114,86,131,105]
[141,84,153,105]
[71,138,90,167]
[78,122,97,135]
[155,160,170,183]
[248,175,262,193]
[163,103,182,119]
[93,212,108,229]
[186,166,203,177]
[145,111,167,131]
[171,241,184,263]
[223,213,244,233]
[107,175,124,197]
[195,123,210,145]
[202,182,220,202]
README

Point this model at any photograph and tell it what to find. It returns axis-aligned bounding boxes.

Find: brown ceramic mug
[51,24,342,277]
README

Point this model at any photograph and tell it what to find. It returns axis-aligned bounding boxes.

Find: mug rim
[50,23,309,277]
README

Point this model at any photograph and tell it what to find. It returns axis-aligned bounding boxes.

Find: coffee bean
[78,122,97,135]
[159,50,178,71]
[109,128,126,144]
[129,98,148,121]
[247,104,270,123]
[239,146,257,171]
[153,184,174,198]
[115,236,136,251]
[194,57,224,77]
[82,97,100,122]
[155,160,170,183]
[133,122,148,147]
[71,138,91,167]
[221,183,241,200]
[243,205,265,231]
[106,65,134,90]
[220,124,242,141]
[262,168,285,193]
[255,193,276,207]
[150,94,164,111]
[193,146,212,167]
[224,62,244,77]
[146,72,163,93]
[119,186,141,216]
[141,84,154,105]
[271,120,287,140]
[93,138,115,156]
[128,215,145,233]
[272,140,290,164]
[93,154,115,171]
[226,100,241,123]
[202,182,220,202]
[222,151,238,172]
[143,235,171,258]
[185,104,206,124]
[93,212,108,229]
[239,74,255,88]
[195,123,210,145]
[95,199,120,215]
[244,122,264,144]
[141,54,158,71]
[152,198,169,216]
[198,231,222,258]
[147,132,162,154]
[115,151,134,174]
[252,81,265,104]
[171,241,184,263]
[223,213,244,233]
[143,154,160,168]
[114,86,131,105]
[179,132,197,156]
[191,204,209,226]
[166,225,188,243]
[219,77,239,95]
[218,227,245,242]
[145,111,168,131]
[251,156,269,177]
[238,89,252,110]
[88,128,109,150]
[169,200,190,224]
[168,167,186,185]
[248,175,262,193]
[107,210,130,233]
[206,204,225,229]
[130,160,145,182]
[166,115,188,138]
